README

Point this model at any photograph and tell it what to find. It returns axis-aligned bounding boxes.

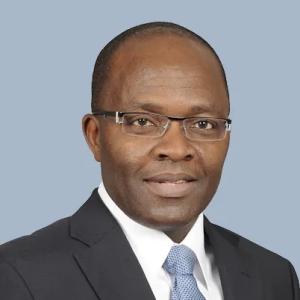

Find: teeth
[159,180,187,184]
[174,180,187,184]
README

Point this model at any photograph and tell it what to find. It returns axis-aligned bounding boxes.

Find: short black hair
[91,21,229,112]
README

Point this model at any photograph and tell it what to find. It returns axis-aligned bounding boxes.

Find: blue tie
[163,245,206,300]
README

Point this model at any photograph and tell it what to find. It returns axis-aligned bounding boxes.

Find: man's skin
[82,32,230,243]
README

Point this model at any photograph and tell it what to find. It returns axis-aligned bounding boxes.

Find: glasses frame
[92,111,232,141]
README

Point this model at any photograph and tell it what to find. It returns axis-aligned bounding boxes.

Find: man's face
[94,34,229,236]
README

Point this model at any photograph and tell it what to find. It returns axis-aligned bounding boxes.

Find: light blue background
[1,1,299,275]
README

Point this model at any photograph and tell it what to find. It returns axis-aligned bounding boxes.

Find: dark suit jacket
[0,189,299,300]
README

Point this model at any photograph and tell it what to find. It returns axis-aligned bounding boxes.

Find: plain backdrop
[0,1,299,275]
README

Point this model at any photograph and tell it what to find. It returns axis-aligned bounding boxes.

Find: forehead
[102,34,229,116]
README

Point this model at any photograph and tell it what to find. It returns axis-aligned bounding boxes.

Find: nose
[151,121,197,162]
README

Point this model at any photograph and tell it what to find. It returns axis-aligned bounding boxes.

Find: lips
[144,173,197,198]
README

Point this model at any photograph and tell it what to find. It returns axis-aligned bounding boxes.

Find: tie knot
[163,245,197,275]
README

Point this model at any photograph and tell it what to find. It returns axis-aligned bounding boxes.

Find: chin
[134,206,200,231]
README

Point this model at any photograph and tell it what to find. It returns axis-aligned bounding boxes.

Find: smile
[144,173,197,198]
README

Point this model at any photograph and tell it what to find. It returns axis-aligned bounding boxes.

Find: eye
[126,115,156,127]
[133,118,154,126]
[193,120,215,130]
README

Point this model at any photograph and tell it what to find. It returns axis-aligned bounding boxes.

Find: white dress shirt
[98,182,223,300]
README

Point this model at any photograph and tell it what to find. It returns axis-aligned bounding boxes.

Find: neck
[163,219,197,243]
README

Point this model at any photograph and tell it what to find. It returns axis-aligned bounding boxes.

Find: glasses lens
[122,113,168,136]
[185,118,226,141]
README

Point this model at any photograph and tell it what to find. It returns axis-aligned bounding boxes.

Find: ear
[82,114,101,162]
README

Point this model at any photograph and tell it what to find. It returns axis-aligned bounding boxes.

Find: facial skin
[83,33,230,242]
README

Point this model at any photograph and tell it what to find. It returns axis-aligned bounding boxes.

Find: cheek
[101,132,154,175]
[195,141,229,175]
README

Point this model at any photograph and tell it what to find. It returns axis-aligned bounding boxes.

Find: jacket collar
[70,189,262,300]
[70,188,116,246]
[70,188,156,300]
[204,217,262,300]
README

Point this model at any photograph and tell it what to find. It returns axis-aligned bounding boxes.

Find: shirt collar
[98,181,208,287]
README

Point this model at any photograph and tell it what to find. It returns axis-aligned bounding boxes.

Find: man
[0,22,299,300]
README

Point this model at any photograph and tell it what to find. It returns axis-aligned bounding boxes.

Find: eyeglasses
[92,111,232,141]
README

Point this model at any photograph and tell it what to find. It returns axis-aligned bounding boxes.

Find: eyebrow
[126,101,215,115]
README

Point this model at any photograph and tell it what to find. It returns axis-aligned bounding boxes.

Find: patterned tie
[163,245,206,300]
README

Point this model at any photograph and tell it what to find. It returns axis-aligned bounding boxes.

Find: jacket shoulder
[0,217,80,263]
[213,223,288,261]
[212,222,299,282]
[213,223,299,297]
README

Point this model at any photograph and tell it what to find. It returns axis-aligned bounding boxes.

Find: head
[83,22,230,242]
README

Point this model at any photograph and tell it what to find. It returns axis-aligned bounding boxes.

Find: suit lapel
[204,217,263,300]
[70,189,155,300]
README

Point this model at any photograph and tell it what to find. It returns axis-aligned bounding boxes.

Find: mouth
[144,173,197,198]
